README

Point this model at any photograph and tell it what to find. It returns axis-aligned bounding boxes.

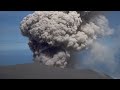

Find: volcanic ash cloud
[20,11,112,68]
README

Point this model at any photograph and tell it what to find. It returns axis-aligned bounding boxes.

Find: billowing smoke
[75,25,120,78]
[20,11,112,68]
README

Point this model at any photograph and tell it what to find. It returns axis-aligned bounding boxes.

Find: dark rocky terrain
[0,63,112,79]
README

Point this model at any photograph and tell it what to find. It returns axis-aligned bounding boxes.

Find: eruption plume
[20,11,112,68]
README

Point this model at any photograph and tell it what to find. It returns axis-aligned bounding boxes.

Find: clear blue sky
[0,11,33,65]
[0,11,120,78]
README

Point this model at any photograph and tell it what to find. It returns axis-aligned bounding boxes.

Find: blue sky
[0,11,120,78]
[0,11,32,43]
[0,11,34,51]
[0,11,33,65]
[106,11,120,28]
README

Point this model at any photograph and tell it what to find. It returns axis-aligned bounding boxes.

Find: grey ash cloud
[20,11,112,68]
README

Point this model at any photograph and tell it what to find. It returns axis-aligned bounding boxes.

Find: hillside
[0,63,112,79]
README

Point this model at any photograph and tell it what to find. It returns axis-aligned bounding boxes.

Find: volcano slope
[0,63,112,79]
